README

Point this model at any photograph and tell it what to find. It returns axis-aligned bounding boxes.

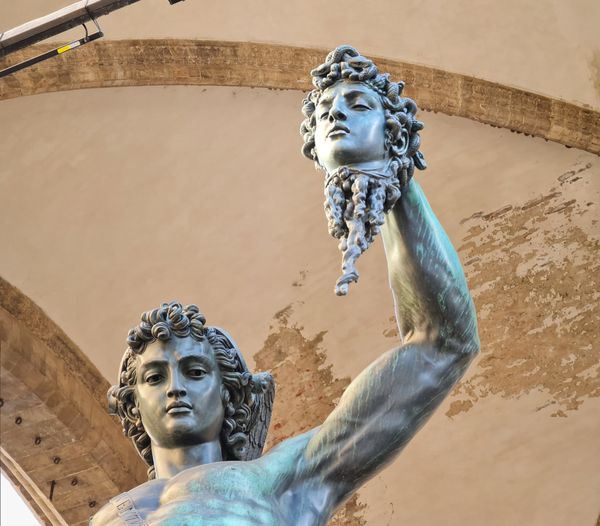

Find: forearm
[381,180,479,353]
[299,183,479,508]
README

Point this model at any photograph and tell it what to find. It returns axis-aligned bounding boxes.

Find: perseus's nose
[166,373,187,398]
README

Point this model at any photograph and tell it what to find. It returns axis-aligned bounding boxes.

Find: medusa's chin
[322,157,391,176]
[321,141,384,170]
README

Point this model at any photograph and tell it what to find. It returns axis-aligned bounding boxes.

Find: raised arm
[292,180,479,517]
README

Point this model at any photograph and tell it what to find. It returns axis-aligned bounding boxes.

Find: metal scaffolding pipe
[0,0,183,58]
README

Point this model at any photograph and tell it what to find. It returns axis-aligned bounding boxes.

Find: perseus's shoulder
[89,491,148,526]
[88,497,121,526]
[254,427,320,482]
[89,479,164,526]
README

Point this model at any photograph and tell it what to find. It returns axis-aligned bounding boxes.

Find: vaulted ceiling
[1,2,599,525]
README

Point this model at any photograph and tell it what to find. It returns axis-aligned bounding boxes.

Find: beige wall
[3,0,600,109]
[1,85,599,525]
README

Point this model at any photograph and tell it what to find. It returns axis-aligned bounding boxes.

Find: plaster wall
[0,85,598,525]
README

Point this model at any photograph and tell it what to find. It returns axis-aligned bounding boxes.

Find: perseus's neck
[152,440,223,478]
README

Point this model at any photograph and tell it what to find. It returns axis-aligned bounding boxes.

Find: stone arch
[1,40,598,154]
[0,277,145,526]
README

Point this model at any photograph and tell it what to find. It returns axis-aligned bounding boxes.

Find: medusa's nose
[329,109,347,121]
[329,98,347,121]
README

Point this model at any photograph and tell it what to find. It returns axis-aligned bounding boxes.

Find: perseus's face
[314,81,387,173]
[134,337,225,449]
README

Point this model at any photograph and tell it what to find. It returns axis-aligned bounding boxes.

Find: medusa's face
[134,337,225,449]
[314,81,387,173]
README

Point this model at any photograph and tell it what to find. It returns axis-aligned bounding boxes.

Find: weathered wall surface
[452,161,599,417]
[0,86,598,525]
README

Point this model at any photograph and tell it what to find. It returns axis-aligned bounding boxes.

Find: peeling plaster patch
[447,161,599,418]
[254,304,367,525]
[383,316,398,339]
[590,50,600,100]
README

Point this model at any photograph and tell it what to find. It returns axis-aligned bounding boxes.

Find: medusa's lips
[166,401,193,414]
[327,123,350,138]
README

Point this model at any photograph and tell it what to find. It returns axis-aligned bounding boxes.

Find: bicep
[298,342,473,505]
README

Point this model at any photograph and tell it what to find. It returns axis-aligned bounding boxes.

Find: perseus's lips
[166,402,192,414]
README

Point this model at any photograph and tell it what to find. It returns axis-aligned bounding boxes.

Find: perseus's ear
[108,349,136,415]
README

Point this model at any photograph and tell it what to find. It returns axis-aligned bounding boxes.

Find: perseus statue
[91,45,479,526]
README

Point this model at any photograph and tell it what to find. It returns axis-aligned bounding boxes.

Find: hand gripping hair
[300,45,426,295]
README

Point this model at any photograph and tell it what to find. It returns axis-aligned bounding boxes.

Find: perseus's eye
[187,368,207,379]
[319,111,329,120]
[145,373,163,385]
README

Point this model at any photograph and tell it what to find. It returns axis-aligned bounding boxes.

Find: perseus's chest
[142,462,288,525]
[163,461,267,501]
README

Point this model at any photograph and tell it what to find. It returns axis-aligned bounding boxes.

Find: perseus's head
[300,45,426,183]
[108,302,274,479]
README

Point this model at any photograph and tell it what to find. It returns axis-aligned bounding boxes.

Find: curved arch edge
[0,40,598,155]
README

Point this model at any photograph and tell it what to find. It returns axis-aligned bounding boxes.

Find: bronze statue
[301,45,426,295]
[91,45,479,526]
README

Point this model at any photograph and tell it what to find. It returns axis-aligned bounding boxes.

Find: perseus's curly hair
[300,45,427,184]
[108,302,255,479]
